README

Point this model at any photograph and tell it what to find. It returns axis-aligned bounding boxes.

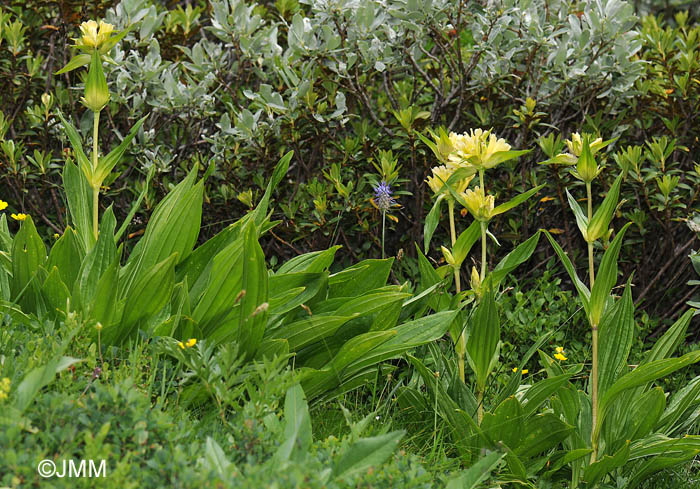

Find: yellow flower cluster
[177,338,197,349]
[554,346,568,362]
[0,377,10,401]
[449,129,512,170]
[78,20,115,49]
[512,367,529,374]
[425,129,512,222]
[11,213,27,221]
[460,186,495,222]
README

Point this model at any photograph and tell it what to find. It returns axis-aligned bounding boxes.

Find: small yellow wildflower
[0,200,7,211]
[11,213,27,221]
[54,233,60,239]
[185,338,197,348]
[554,353,568,362]
[512,367,529,374]
[177,341,185,350]
[555,346,565,354]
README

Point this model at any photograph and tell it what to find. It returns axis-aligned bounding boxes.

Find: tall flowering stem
[373,181,394,259]
[92,111,100,239]
[587,180,600,463]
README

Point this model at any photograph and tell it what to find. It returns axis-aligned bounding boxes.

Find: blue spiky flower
[373,181,394,213]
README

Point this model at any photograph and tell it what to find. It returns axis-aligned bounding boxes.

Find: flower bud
[82,51,110,112]
[441,246,456,266]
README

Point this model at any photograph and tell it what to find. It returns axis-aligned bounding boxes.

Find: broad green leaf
[424,195,444,252]
[47,227,83,290]
[544,231,590,315]
[565,188,589,238]
[74,207,117,311]
[62,160,94,251]
[332,430,404,480]
[201,437,235,477]
[481,397,523,449]
[121,167,202,296]
[236,224,269,358]
[345,310,457,373]
[589,223,631,325]
[583,440,630,486]
[14,348,81,414]
[90,253,121,327]
[277,246,340,274]
[643,309,693,365]
[57,113,93,185]
[624,387,665,442]
[93,116,147,184]
[328,258,392,298]
[11,216,46,311]
[492,184,544,217]
[268,272,326,317]
[595,351,700,444]
[627,451,700,489]
[587,174,622,242]
[253,151,293,226]
[176,221,244,291]
[274,385,312,463]
[521,373,574,418]
[111,253,177,344]
[268,315,350,351]
[656,376,700,434]
[466,286,499,391]
[491,231,541,288]
[514,413,574,459]
[445,451,504,489]
[41,266,71,315]
[452,220,481,266]
[598,279,634,397]
[55,53,91,74]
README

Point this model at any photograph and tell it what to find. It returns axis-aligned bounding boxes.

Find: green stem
[448,199,466,383]
[480,221,488,280]
[92,110,101,240]
[586,180,599,463]
[448,200,460,292]
[479,169,485,191]
[381,211,386,259]
[477,388,484,425]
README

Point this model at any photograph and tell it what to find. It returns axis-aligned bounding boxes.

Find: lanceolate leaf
[589,222,631,325]
[94,116,147,184]
[544,231,590,315]
[565,188,589,239]
[587,174,623,242]
[491,231,541,288]
[493,184,544,217]
[594,351,700,444]
[466,285,499,391]
[597,279,634,397]
[424,194,444,252]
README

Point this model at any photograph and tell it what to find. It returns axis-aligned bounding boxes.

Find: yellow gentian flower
[460,186,495,222]
[426,165,471,198]
[449,129,512,170]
